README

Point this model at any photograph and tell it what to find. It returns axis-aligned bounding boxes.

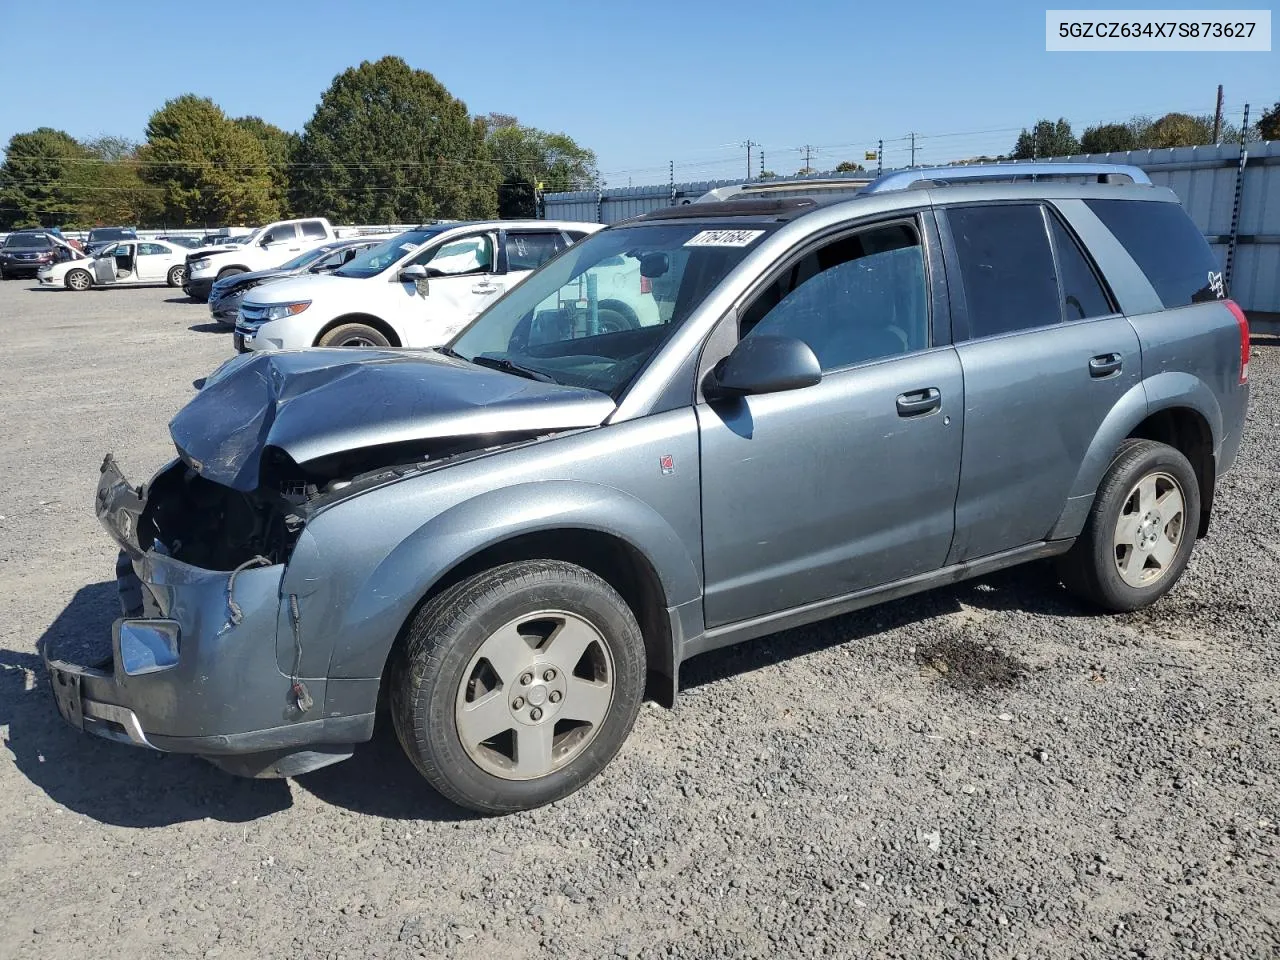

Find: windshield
[334,227,454,279]
[450,221,776,398]
[88,228,134,242]
[278,245,337,271]
[3,233,50,249]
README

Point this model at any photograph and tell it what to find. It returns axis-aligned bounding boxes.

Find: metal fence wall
[545,141,1280,312]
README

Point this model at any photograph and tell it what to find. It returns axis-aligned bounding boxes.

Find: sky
[0,0,1275,186]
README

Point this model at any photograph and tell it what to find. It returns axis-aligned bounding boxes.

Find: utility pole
[909,132,918,167]
[800,144,814,171]
[1212,84,1225,142]
[877,139,883,177]
[669,160,675,205]
[742,140,757,180]
[759,149,765,179]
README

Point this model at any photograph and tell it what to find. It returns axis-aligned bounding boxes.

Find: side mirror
[399,264,428,283]
[707,335,822,398]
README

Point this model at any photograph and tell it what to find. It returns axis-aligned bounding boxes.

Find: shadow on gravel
[681,562,1086,691]
[2,582,292,828]
[165,296,200,305]
[296,719,480,823]
[188,322,227,334]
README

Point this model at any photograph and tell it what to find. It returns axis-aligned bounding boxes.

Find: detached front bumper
[44,456,374,777]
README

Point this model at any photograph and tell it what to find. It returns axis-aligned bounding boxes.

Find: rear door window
[300,221,328,240]
[1046,212,1114,321]
[948,204,1059,339]
[1084,199,1224,307]
[505,231,568,271]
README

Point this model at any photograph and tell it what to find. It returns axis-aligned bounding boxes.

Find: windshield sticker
[684,229,765,248]
[400,243,421,253]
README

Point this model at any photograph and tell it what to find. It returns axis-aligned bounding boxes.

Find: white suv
[184,218,337,301]
[234,220,603,352]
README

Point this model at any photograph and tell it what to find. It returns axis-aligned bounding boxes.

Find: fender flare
[1051,372,1222,538]
[289,479,702,681]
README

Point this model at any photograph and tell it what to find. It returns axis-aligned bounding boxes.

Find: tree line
[1010,105,1279,160]
[0,56,598,230]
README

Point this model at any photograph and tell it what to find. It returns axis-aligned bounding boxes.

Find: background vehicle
[159,235,205,249]
[184,218,337,301]
[234,220,601,351]
[0,231,76,279]
[51,164,1249,815]
[208,236,390,326]
[83,226,138,256]
[39,238,189,290]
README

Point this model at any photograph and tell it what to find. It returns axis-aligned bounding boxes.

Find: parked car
[0,231,77,279]
[38,238,189,290]
[50,163,1249,814]
[184,218,337,302]
[233,220,602,351]
[208,237,390,327]
[83,226,138,256]
[159,235,205,250]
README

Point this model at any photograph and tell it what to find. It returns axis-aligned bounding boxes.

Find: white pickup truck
[183,217,337,302]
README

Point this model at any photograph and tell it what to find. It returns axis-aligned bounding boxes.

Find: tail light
[639,275,652,295]
[1224,299,1249,384]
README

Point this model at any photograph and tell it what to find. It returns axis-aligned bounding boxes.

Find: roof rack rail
[862,162,1151,194]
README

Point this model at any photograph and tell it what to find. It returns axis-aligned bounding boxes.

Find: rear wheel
[316,322,391,348]
[1058,439,1199,611]
[66,269,92,291]
[391,560,646,814]
[166,265,186,287]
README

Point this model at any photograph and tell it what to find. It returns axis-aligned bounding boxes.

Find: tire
[166,265,186,287]
[66,269,92,292]
[216,267,245,281]
[1057,439,1200,612]
[390,560,646,814]
[596,298,641,333]
[316,322,392,348]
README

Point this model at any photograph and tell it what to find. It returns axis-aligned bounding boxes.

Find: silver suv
[49,163,1250,813]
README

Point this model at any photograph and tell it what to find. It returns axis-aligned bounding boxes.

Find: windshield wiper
[435,345,463,360]
[468,354,556,383]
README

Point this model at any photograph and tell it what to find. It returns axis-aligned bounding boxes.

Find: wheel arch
[314,313,402,347]
[1051,373,1222,540]
[216,264,251,278]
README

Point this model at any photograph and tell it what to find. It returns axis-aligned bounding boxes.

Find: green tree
[1253,101,1279,141]
[834,160,865,173]
[1137,112,1215,148]
[70,137,164,227]
[291,56,497,222]
[141,95,278,225]
[483,113,597,218]
[234,116,299,217]
[1080,123,1137,154]
[1011,118,1080,159]
[758,170,778,180]
[795,165,818,176]
[0,128,86,228]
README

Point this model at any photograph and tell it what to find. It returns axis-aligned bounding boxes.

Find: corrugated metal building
[545,141,1280,312]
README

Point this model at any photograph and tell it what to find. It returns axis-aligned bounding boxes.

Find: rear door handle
[1089,353,1123,378]
[896,387,941,417]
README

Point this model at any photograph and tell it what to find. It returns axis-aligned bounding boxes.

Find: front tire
[1058,439,1200,612]
[390,560,646,814]
[316,322,391,348]
[167,265,186,287]
[66,269,92,291]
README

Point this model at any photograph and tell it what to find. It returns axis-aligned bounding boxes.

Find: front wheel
[390,560,646,814]
[66,269,92,291]
[1058,439,1200,612]
[316,322,391,348]
[167,265,186,287]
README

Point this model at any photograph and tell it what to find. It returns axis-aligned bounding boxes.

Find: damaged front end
[47,348,615,778]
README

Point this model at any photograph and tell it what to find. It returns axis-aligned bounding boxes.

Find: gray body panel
[52,170,1251,772]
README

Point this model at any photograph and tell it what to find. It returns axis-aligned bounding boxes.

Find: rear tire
[167,265,186,287]
[390,560,646,814]
[316,322,391,348]
[66,269,92,291]
[1057,439,1199,612]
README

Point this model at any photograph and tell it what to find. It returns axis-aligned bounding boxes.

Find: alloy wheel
[1113,471,1186,587]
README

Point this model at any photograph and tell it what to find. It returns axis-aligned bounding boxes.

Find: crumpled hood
[170,349,616,491]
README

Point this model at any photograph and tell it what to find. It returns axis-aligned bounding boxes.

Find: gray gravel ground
[0,280,1277,960]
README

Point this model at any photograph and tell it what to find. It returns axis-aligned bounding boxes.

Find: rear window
[1084,199,1223,308]
[300,221,327,240]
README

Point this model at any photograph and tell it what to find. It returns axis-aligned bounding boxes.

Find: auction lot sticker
[1047,10,1271,50]
[684,229,766,247]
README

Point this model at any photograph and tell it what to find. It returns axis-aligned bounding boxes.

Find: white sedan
[37,239,189,291]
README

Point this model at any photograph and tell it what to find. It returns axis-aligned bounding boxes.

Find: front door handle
[1089,353,1123,378]
[896,387,941,417]
[472,284,498,295]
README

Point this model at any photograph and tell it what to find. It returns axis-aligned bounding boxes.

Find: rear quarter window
[1084,199,1224,308]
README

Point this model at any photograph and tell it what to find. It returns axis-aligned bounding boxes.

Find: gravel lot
[0,279,1277,960]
